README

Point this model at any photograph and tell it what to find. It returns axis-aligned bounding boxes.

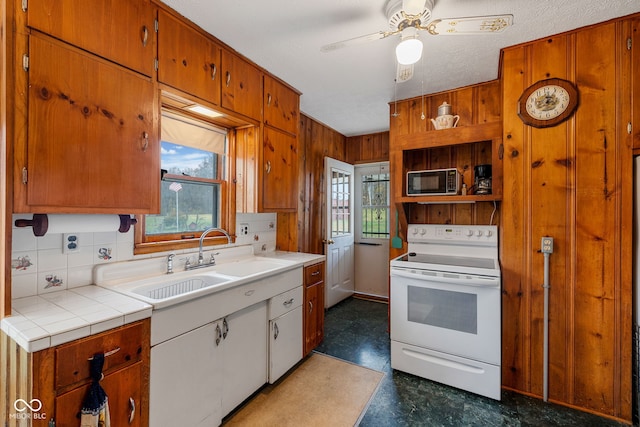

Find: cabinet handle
[273,322,279,340]
[226,71,231,87]
[141,26,148,47]
[283,298,294,307]
[210,63,217,81]
[311,271,320,276]
[265,160,271,174]
[222,317,229,339]
[141,132,149,152]
[267,93,272,106]
[128,397,136,424]
[308,300,313,314]
[88,347,120,360]
[215,323,222,346]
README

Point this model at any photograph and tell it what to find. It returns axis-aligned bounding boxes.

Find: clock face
[517,78,579,128]
[525,85,570,120]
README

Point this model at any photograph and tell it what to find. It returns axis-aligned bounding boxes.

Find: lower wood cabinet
[31,319,150,427]
[304,261,325,356]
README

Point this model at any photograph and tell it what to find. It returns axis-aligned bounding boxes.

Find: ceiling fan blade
[321,29,398,52]
[396,63,414,83]
[426,14,513,36]
[402,0,427,16]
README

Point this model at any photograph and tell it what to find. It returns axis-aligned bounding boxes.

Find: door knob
[322,239,335,244]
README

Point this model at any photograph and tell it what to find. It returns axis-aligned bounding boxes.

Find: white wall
[10,213,276,299]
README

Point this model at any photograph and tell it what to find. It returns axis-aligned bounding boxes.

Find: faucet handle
[208,252,220,265]
[184,257,191,269]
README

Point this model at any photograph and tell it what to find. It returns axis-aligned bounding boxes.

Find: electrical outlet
[63,233,80,254]
[239,223,249,235]
[541,237,554,254]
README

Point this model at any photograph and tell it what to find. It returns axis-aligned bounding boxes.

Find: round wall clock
[517,78,579,128]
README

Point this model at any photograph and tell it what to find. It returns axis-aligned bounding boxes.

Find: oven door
[390,267,501,365]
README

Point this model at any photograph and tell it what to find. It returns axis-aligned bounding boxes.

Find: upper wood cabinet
[157,9,222,105]
[262,126,298,211]
[264,75,299,135]
[26,0,155,76]
[221,49,263,121]
[19,34,159,213]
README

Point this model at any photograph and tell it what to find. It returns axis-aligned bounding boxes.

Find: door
[324,157,355,308]
[354,162,390,298]
[269,305,303,383]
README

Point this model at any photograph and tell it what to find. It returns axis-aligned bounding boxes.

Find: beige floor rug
[223,353,384,427]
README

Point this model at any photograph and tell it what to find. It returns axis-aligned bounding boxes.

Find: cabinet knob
[226,71,231,87]
[141,132,149,152]
[265,160,271,174]
[267,93,272,106]
[308,300,313,313]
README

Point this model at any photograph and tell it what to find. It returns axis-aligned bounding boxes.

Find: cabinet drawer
[304,262,324,286]
[55,322,145,390]
[269,286,303,319]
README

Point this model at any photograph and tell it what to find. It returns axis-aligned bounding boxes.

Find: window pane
[331,170,351,237]
[361,172,389,239]
[146,179,221,235]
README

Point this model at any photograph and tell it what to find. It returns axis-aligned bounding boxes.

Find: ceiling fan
[321,0,513,82]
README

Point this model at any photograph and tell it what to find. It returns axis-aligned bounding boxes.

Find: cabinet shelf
[396,194,502,204]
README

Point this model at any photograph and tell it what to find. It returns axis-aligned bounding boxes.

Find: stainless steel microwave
[406,168,461,196]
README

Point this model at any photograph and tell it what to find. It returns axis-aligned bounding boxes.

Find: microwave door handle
[391,268,500,288]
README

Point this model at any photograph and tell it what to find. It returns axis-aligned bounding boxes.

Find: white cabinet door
[221,301,268,416]
[269,305,303,383]
[150,322,222,427]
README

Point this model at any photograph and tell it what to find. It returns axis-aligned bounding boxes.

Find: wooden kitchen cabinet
[31,320,150,427]
[26,0,156,76]
[262,126,298,211]
[18,34,159,213]
[157,9,222,105]
[304,261,325,356]
[264,75,300,135]
[221,49,263,121]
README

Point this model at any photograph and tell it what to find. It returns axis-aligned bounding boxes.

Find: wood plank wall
[501,16,636,421]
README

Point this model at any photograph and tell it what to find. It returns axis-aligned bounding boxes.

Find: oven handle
[391,268,500,288]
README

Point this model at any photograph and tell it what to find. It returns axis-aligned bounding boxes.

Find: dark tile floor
[314,297,630,427]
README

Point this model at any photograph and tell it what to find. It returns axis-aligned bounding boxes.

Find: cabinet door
[304,282,323,356]
[56,362,143,426]
[150,322,222,427]
[264,75,299,135]
[221,50,262,120]
[269,305,303,383]
[25,35,159,213]
[262,126,298,211]
[27,0,155,76]
[157,10,221,104]
[221,301,268,416]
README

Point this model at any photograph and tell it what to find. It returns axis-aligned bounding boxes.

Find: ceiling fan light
[396,38,423,65]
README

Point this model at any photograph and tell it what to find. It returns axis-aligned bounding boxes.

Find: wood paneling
[501,18,634,421]
[345,132,389,164]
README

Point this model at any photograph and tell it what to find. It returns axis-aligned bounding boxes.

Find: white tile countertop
[1,286,151,352]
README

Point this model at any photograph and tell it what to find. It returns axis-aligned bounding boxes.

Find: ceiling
[161,0,640,137]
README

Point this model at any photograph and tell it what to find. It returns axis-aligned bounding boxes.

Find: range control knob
[466,229,474,237]
[475,230,483,237]
[419,228,427,235]
[411,227,418,235]
[485,229,493,237]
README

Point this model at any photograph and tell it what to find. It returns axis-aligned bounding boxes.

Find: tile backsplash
[11,212,277,299]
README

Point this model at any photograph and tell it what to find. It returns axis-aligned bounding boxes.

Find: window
[356,164,390,240]
[136,110,230,251]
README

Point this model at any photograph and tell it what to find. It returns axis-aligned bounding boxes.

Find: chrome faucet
[186,227,232,270]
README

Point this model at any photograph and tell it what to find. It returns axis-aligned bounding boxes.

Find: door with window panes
[354,163,390,298]
[324,157,355,308]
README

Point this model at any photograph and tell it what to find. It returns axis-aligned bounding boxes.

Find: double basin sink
[106,257,297,309]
